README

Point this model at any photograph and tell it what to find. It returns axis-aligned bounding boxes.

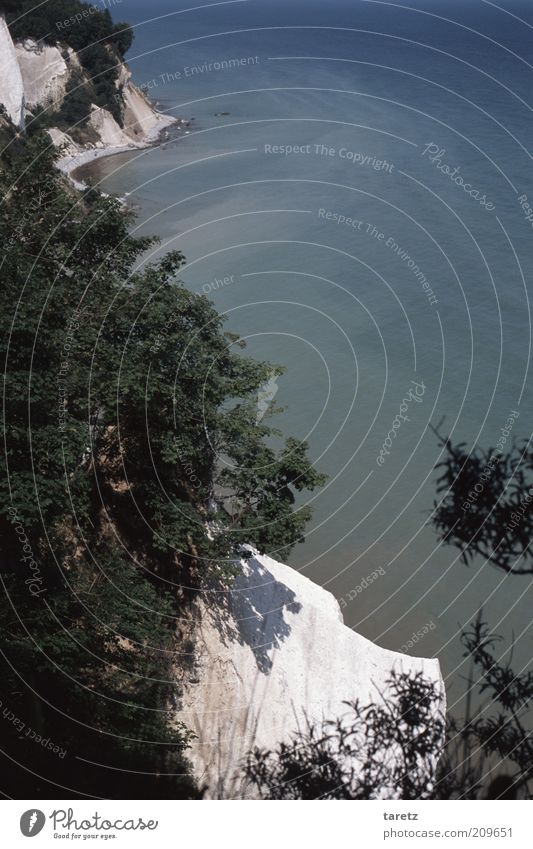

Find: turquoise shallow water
[79,0,533,704]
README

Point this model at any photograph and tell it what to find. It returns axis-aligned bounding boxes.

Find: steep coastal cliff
[0,13,174,172]
[15,37,77,110]
[0,10,445,801]
[177,549,445,798]
[0,15,24,127]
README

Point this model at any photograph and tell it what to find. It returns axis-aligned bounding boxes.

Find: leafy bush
[246,671,445,799]
[4,1,132,58]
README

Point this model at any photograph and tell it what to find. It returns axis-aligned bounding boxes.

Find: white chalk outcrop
[177,549,445,799]
[88,103,137,148]
[123,84,163,140]
[15,39,77,109]
[47,127,79,157]
[0,14,25,127]
[118,63,166,142]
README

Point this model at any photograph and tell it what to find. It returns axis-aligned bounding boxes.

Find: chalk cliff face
[119,63,165,142]
[0,15,24,127]
[87,103,137,148]
[0,17,173,159]
[176,549,445,799]
[15,38,77,109]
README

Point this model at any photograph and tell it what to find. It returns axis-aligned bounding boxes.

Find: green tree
[0,121,324,797]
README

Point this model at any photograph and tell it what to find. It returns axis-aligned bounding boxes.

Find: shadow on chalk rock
[202,554,302,674]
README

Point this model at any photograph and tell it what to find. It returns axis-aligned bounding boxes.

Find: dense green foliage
[3,0,132,56]
[437,617,533,800]
[0,121,324,798]
[3,1,133,127]
[431,425,533,575]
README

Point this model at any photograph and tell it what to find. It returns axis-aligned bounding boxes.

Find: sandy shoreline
[56,111,181,188]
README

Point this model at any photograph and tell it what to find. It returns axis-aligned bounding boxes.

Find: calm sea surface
[79,0,533,707]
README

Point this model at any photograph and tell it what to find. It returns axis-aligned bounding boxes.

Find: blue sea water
[82,0,533,701]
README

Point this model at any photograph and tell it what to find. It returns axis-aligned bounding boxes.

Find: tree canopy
[430,425,533,575]
[0,121,324,797]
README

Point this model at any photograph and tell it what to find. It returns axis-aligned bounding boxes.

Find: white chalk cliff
[15,38,77,109]
[0,15,25,127]
[119,62,165,142]
[177,549,445,799]
[0,17,174,168]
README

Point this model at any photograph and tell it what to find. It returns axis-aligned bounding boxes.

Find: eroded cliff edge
[0,15,25,128]
[176,549,446,799]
